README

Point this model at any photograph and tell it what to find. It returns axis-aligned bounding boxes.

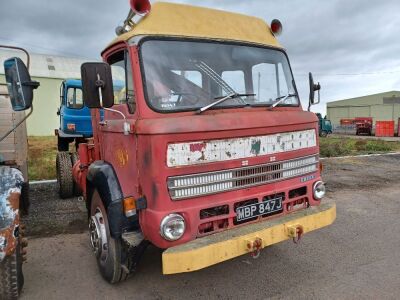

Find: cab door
[99,48,139,198]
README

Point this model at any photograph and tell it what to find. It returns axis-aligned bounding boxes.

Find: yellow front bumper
[162,202,336,274]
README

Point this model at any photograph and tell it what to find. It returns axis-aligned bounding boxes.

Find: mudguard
[0,166,23,262]
[86,161,137,238]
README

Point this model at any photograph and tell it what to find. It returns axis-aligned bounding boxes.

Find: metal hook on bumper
[246,237,263,259]
[286,224,304,244]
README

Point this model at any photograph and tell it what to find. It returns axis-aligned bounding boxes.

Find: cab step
[122,231,144,248]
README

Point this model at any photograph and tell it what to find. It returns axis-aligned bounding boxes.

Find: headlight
[160,214,186,241]
[313,181,326,200]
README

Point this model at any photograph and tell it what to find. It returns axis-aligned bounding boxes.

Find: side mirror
[81,62,114,108]
[308,72,321,110]
[4,57,39,111]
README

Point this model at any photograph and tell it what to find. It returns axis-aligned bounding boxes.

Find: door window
[108,50,136,113]
[66,88,83,109]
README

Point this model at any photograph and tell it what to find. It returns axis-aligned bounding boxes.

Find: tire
[57,136,70,152]
[70,152,82,197]
[56,152,74,199]
[320,130,328,138]
[20,182,30,216]
[89,190,130,283]
[0,240,24,300]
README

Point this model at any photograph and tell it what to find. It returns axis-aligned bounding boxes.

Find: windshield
[140,39,299,112]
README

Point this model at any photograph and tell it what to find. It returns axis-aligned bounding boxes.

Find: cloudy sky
[1,0,400,114]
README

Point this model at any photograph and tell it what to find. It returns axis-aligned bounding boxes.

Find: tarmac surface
[20,154,400,299]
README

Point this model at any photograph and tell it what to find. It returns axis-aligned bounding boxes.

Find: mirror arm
[22,80,40,89]
[0,106,33,143]
[96,74,104,107]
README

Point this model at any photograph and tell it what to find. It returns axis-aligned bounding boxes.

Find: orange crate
[375,121,394,137]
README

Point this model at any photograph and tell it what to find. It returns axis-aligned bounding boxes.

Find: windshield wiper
[268,93,297,110]
[197,93,255,114]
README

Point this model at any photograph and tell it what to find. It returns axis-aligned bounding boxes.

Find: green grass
[27,135,400,180]
[28,136,58,180]
[319,137,400,157]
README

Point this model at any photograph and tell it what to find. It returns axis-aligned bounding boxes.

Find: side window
[277,63,295,105]
[221,71,245,94]
[66,88,83,109]
[108,51,135,113]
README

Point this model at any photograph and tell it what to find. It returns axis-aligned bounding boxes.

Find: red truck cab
[73,1,336,282]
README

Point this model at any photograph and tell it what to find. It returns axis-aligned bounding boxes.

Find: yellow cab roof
[109,2,281,49]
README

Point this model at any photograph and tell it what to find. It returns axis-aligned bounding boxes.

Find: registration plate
[236,197,283,221]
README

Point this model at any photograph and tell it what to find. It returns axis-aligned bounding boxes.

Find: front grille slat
[168,154,319,200]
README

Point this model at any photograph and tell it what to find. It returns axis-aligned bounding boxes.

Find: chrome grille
[168,154,319,200]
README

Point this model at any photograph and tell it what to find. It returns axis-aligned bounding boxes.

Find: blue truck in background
[56,79,125,151]
[55,79,124,198]
[56,79,93,151]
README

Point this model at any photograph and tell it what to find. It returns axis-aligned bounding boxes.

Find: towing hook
[287,224,304,244]
[246,237,262,259]
[292,226,303,244]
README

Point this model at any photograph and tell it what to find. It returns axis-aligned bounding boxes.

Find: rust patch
[0,192,20,261]
[151,182,158,203]
[143,150,151,167]
[0,166,23,262]
[115,148,129,167]
[198,151,206,161]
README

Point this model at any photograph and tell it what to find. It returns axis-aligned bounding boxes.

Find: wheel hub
[89,208,108,262]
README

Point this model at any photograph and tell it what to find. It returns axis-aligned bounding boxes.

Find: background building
[327,91,400,128]
[0,49,89,136]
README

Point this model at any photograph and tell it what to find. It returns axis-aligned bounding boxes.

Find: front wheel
[57,136,70,152]
[56,152,74,199]
[320,130,328,137]
[89,190,130,283]
[0,239,24,300]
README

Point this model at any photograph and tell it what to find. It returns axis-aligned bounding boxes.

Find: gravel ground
[19,154,400,299]
[23,183,87,237]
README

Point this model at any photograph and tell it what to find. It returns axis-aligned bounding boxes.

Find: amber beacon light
[270,19,283,36]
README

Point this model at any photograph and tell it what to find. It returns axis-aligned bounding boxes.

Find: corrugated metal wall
[327,92,400,128]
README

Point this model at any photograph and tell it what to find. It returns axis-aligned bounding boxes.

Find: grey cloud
[1,0,400,113]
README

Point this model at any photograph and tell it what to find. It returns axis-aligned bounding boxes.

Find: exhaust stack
[116,0,151,36]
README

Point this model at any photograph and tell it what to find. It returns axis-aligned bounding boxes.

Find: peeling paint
[189,143,206,152]
[115,148,129,167]
[0,236,6,260]
[167,129,317,167]
[0,167,23,229]
[250,139,261,155]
